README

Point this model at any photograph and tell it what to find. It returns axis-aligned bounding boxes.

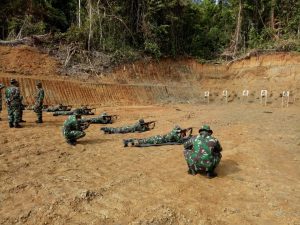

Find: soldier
[123,125,191,147]
[62,114,90,145]
[82,112,117,124]
[0,83,5,120]
[34,82,45,123]
[45,104,70,112]
[183,125,222,179]
[5,79,22,128]
[19,95,26,123]
[100,119,150,134]
[53,106,94,116]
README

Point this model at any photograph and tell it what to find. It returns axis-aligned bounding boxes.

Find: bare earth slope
[0,46,299,224]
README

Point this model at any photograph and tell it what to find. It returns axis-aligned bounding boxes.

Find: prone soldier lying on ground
[100,119,155,134]
[62,114,90,146]
[44,104,72,112]
[53,106,95,116]
[123,125,192,147]
[183,125,222,179]
[81,112,118,124]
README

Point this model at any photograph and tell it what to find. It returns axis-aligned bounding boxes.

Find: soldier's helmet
[174,125,182,132]
[139,119,145,124]
[199,124,213,134]
[36,82,42,87]
[101,112,108,116]
[10,79,18,85]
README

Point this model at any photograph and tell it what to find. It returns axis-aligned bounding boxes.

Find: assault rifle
[102,114,118,121]
[79,119,91,130]
[142,120,156,129]
[180,127,193,138]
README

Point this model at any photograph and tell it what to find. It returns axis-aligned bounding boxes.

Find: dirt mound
[0,45,58,77]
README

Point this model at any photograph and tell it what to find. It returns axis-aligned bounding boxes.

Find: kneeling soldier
[62,114,90,145]
[183,125,222,179]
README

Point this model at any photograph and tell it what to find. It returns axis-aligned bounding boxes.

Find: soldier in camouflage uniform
[34,82,45,123]
[123,125,191,147]
[0,83,5,120]
[44,104,71,112]
[62,114,90,145]
[183,125,222,179]
[53,106,94,116]
[5,79,22,128]
[19,95,26,123]
[82,112,116,124]
[100,119,150,134]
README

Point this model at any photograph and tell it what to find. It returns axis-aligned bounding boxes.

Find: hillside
[0,45,299,107]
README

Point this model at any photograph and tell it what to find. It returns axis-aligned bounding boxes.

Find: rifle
[180,127,193,138]
[142,121,156,129]
[102,114,118,121]
[79,119,91,130]
[83,107,96,115]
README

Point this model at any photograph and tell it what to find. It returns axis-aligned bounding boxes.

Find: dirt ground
[0,103,299,225]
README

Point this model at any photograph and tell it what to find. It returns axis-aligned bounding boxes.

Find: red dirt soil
[0,46,299,225]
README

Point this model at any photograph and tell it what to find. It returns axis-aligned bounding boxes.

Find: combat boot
[9,122,14,128]
[67,139,77,146]
[14,123,23,128]
[35,120,43,123]
[187,167,196,176]
[206,171,217,179]
[123,139,129,147]
[20,119,26,122]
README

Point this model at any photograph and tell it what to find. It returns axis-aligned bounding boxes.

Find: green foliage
[0,0,299,59]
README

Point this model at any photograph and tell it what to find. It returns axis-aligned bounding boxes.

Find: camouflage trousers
[105,127,136,134]
[54,111,73,116]
[7,106,21,125]
[63,130,86,141]
[34,105,43,121]
[89,118,112,124]
[133,135,169,145]
[183,148,222,172]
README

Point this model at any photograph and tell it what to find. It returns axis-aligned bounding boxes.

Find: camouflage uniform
[45,104,70,112]
[34,82,45,123]
[183,125,222,178]
[62,115,88,145]
[0,83,5,119]
[129,126,185,146]
[5,80,22,127]
[101,119,149,134]
[84,112,114,124]
[53,106,94,116]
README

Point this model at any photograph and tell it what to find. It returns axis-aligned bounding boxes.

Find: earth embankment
[0,45,299,106]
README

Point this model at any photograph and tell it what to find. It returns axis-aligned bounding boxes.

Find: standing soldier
[34,81,44,123]
[5,79,22,128]
[0,83,5,120]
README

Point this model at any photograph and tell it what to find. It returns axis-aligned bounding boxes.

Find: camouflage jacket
[63,115,81,135]
[35,88,45,106]
[163,128,185,143]
[5,85,22,108]
[184,133,222,171]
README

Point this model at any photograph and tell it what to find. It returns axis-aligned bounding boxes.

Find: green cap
[199,125,213,134]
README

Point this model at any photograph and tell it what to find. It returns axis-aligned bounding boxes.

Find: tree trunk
[230,0,243,56]
[88,0,92,51]
[78,0,81,28]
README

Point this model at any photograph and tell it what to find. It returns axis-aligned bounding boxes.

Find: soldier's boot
[36,119,43,123]
[123,139,129,147]
[9,122,14,128]
[67,139,77,146]
[206,171,217,179]
[14,123,23,128]
[187,168,196,176]
[20,120,26,123]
